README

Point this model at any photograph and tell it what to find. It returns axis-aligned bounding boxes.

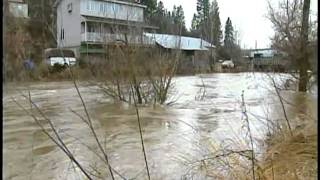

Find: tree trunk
[134,84,143,104]
[298,0,311,92]
[298,63,308,91]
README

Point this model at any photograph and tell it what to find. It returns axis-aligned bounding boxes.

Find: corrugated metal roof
[144,33,215,51]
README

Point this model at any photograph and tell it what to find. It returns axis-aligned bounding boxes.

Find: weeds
[241,90,256,180]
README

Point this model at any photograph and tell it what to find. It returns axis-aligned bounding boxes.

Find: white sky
[160,0,318,49]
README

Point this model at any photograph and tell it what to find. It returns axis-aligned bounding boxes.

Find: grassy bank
[256,119,317,179]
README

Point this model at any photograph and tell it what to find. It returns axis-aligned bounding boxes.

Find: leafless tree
[267,0,316,92]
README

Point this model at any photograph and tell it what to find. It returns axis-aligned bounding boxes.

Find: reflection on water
[3,73,317,179]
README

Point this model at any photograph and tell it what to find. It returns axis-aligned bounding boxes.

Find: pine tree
[224,17,235,49]
[191,13,198,30]
[202,0,210,22]
[210,0,222,47]
[196,0,210,24]
[141,0,157,21]
[172,5,177,21]
[154,1,166,33]
[196,0,203,21]
[193,0,211,40]
[156,1,165,16]
[223,17,237,59]
[175,5,187,34]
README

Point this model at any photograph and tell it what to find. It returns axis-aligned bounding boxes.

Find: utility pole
[255,40,257,50]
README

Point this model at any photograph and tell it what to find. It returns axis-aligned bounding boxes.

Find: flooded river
[3,73,317,180]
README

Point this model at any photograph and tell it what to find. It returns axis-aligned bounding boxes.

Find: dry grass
[256,119,317,180]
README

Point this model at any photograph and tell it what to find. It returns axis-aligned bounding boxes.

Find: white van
[44,48,76,66]
[221,60,235,68]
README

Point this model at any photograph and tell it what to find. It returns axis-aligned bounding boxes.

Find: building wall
[80,0,144,22]
[194,51,211,72]
[176,50,211,74]
[57,0,81,48]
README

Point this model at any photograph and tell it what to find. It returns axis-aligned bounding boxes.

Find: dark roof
[44,48,75,58]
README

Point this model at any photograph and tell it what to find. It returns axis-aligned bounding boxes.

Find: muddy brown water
[3,73,317,180]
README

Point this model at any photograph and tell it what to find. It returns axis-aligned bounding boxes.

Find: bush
[49,63,67,73]
[78,57,88,69]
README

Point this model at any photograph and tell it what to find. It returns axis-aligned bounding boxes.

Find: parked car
[44,48,76,66]
[221,60,235,68]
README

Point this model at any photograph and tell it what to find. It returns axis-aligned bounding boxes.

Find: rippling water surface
[3,73,317,179]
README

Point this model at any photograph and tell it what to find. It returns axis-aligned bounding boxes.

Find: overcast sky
[160,0,318,49]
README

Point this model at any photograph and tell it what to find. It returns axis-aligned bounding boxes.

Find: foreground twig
[12,97,93,180]
[241,91,256,180]
[67,67,115,180]
[267,74,293,136]
[130,84,151,180]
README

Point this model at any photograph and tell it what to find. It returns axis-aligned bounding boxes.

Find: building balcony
[81,32,155,45]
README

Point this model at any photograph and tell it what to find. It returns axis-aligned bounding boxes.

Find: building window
[87,2,90,10]
[100,3,103,13]
[95,3,99,12]
[90,2,94,11]
[114,4,119,13]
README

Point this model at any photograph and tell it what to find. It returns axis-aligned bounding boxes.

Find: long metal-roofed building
[144,33,216,73]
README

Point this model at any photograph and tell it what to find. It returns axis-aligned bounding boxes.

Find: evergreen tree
[202,0,210,22]
[210,0,222,47]
[191,13,198,30]
[156,1,165,16]
[141,0,157,22]
[153,1,166,33]
[172,5,177,21]
[193,0,211,40]
[196,0,203,23]
[152,2,187,35]
[223,17,239,59]
[196,0,209,25]
[224,17,235,49]
[175,5,187,34]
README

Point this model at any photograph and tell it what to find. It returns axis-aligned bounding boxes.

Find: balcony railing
[81,32,155,45]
